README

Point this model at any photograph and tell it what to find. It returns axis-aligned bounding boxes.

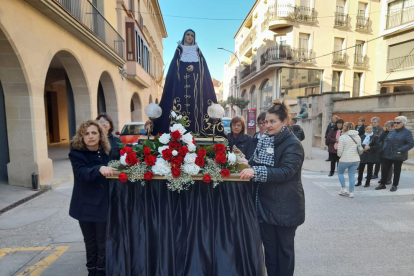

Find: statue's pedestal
[138,136,227,146]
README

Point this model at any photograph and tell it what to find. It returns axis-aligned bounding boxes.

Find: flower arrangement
[109,111,246,192]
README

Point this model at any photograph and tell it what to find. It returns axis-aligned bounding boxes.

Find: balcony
[240,60,258,80]
[354,54,368,68]
[260,45,293,66]
[295,6,316,22]
[126,60,152,88]
[334,12,349,28]
[386,5,414,29]
[356,16,370,31]
[332,51,347,66]
[240,32,253,55]
[387,54,414,72]
[295,48,314,63]
[266,4,295,29]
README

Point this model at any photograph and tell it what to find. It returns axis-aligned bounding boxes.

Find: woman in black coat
[96,113,122,161]
[326,119,344,176]
[228,115,255,160]
[69,120,116,276]
[240,100,305,276]
[376,116,414,191]
[356,125,380,187]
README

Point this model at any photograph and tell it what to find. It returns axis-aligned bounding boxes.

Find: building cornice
[151,0,168,38]
[234,0,259,39]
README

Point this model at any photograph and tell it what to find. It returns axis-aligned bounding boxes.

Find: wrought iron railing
[241,65,251,79]
[356,16,370,30]
[332,51,347,65]
[251,59,257,73]
[260,45,294,66]
[56,0,124,57]
[334,12,348,27]
[386,5,414,29]
[354,54,367,67]
[296,48,313,62]
[295,6,316,22]
[267,4,296,20]
[387,54,414,72]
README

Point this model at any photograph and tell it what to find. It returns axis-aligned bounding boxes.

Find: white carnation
[120,153,128,166]
[188,143,196,152]
[157,145,169,153]
[171,111,177,118]
[227,152,237,165]
[182,163,200,175]
[170,123,186,135]
[172,150,178,156]
[184,153,197,164]
[159,133,171,144]
[182,133,193,144]
[152,158,171,175]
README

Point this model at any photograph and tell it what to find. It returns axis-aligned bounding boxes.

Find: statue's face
[184,32,195,45]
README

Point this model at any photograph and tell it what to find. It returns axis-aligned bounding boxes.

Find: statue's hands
[186,65,194,72]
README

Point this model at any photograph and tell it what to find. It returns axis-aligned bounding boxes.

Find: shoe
[328,172,334,177]
[385,181,392,185]
[355,182,362,186]
[87,267,97,276]
[390,186,398,192]
[346,192,354,198]
[364,184,370,187]
[378,180,382,184]
[325,159,331,162]
[375,184,386,190]
[339,189,348,196]
[371,175,378,179]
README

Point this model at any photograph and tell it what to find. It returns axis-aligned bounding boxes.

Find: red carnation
[125,152,138,166]
[202,174,212,183]
[220,169,230,178]
[144,171,154,180]
[215,153,227,164]
[120,148,125,156]
[171,156,183,168]
[162,148,172,161]
[143,146,151,155]
[169,141,181,150]
[198,149,207,157]
[171,130,182,141]
[192,137,196,144]
[144,155,157,166]
[118,172,128,183]
[171,167,181,178]
[179,146,189,157]
[214,144,226,154]
[124,146,133,153]
[195,156,205,167]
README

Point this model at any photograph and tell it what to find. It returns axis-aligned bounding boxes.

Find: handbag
[350,136,364,155]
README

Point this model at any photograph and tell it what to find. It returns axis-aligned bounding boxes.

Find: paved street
[1,170,414,276]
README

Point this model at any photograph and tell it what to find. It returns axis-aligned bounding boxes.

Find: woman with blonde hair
[337,122,361,198]
[69,120,116,276]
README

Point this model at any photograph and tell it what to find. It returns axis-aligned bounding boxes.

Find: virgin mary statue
[153,29,226,139]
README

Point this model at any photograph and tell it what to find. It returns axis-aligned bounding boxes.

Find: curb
[0,189,48,216]
[40,175,74,189]
[302,166,414,173]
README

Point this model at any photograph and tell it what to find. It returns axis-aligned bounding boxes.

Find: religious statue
[152,29,226,138]
[295,103,308,119]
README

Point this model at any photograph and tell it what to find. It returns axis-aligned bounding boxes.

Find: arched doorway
[249,85,257,109]
[98,71,119,130]
[131,93,143,121]
[260,79,273,111]
[0,81,9,181]
[155,98,159,104]
[97,81,106,113]
[149,94,153,104]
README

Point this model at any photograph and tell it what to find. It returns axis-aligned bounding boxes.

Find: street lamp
[218,47,241,116]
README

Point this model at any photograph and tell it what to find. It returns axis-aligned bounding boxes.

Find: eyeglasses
[258,122,265,126]
[393,122,402,125]
[98,120,109,125]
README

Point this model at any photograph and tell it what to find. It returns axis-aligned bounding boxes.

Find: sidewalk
[303,147,414,173]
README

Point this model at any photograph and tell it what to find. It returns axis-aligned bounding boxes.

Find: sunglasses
[393,122,402,125]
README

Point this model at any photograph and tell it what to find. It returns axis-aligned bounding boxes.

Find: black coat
[360,134,380,163]
[373,125,384,136]
[292,125,305,141]
[325,122,336,145]
[356,124,365,137]
[382,127,414,161]
[108,133,122,161]
[228,133,255,160]
[250,130,305,227]
[69,147,110,222]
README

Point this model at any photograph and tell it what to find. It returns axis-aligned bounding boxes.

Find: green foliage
[218,100,227,109]
[227,96,250,111]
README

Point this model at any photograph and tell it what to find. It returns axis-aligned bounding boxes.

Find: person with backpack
[290,118,305,141]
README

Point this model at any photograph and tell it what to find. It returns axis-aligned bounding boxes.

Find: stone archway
[98,71,119,130]
[131,92,143,121]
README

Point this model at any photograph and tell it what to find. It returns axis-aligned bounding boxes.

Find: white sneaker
[347,192,354,198]
[339,189,348,196]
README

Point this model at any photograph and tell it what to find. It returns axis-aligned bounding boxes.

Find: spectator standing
[355,117,365,137]
[337,122,361,198]
[326,119,344,176]
[96,113,122,161]
[376,116,414,191]
[228,116,255,160]
[370,117,383,179]
[355,125,381,187]
[325,115,339,161]
[253,112,267,147]
[378,121,394,185]
[290,118,305,141]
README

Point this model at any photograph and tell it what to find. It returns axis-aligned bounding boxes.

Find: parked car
[116,122,146,144]
[222,117,231,135]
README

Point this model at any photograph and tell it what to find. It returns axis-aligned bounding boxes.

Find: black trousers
[374,162,380,176]
[260,222,297,276]
[79,221,107,271]
[380,162,393,182]
[358,163,373,184]
[329,152,339,173]
[380,159,403,186]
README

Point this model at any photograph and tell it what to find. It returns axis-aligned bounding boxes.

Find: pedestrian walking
[228,115,255,160]
[290,118,305,141]
[337,122,361,198]
[253,112,267,147]
[326,119,344,176]
[370,117,383,179]
[96,113,122,161]
[356,125,381,187]
[69,120,116,276]
[376,116,414,191]
[325,115,339,161]
[240,100,305,276]
[378,121,394,185]
[355,117,365,137]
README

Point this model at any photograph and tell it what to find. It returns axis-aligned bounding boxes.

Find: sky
[158,0,254,81]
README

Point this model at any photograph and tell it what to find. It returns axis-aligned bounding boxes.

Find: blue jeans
[337,162,360,192]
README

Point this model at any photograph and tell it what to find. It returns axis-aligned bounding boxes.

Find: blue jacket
[69,146,110,222]
[228,133,255,160]
[382,127,414,161]
[108,133,122,161]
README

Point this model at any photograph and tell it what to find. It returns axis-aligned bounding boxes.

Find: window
[260,80,273,111]
[387,0,414,29]
[332,71,342,92]
[353,72,363,97]
[249,86,257,109]
[278,68,323,98]
[387,39,414,72]
[299,33,310,61]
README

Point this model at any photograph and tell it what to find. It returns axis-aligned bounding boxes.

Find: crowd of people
[326,115,414,197]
